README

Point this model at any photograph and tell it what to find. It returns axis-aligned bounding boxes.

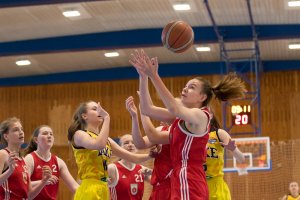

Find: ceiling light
[289,44,300,49]
[104,52,119,57]
[62,10,81,18]
[196,46,211,52]
[288,1,300,7]
[16,60,31,66]
[173,3,191,11]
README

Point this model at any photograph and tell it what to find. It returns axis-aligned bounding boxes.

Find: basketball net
[237,163,248,176]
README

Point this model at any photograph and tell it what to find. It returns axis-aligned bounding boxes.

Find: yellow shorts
[207,176,231,200]
[74,179,109,200]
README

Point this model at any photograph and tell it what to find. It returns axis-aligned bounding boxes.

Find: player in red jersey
[0,117,52,200]
[125,95,172,200]
[108,134,151,200]
[24,125,79,200]
[130,49,246,200]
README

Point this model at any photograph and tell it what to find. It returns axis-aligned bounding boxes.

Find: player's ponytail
[68,101,91,142]
[212,72,246,102]
[195,72,245,107]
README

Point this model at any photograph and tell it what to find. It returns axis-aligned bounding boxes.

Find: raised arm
[140,114,169,145]
[125,96,153,149]
[218,129,245,163]
[108,138,151,164]
[138,76,175,124]
[131,50,208,131]
[130,50,175,124]
[74,103,110,150]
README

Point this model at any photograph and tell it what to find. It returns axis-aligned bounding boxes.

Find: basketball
[161,21,194,53]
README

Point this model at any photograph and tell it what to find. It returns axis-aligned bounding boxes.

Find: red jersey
[30,152,59,200]
[150,126,172,186]
[169,107,210,200]
[0,148,29,200]
[150,144,172,186]
[109,161,144,200]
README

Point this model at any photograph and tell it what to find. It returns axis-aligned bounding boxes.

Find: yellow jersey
[205,129,224,179]
[72,130,112,181]
[287,194,300,200]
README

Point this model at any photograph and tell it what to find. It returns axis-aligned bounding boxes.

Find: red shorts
[149,179,171,200]
[170,165,208,200]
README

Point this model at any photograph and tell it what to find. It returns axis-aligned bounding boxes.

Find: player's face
[84,101,103,126]
[37,126,54,148]
[181,79,206,108]
[120,135,137,153]
[5,122,24,146]
[289,182,299,194]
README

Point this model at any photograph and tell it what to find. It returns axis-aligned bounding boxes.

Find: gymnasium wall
[0,70,299,199]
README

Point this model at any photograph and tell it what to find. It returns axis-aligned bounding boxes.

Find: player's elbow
[95,141,107,150]
[147,133,160,144]
[140,104,150,115]
[168,105,179,116]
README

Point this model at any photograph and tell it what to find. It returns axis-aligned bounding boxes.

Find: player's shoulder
[0,149,9,162]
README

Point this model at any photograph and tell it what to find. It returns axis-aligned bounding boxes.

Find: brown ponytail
[212,72,246,102]
[210,115,221,131]
[68,101,92,141]
[195,72,246,106]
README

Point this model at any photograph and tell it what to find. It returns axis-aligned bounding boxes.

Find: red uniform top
[169,107,210,200]
[150,126,172,187]
[109,161,144,200]
[0,148,29,200]
[30,151,59,200]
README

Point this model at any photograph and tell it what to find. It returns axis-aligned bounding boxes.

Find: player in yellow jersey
[205,117,245,200]
[68,101,154,200]
[281,182,300,200]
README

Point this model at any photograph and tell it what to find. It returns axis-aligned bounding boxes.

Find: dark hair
[195,72,246,106]
[24,125,50,156]
[210,115,221,131]
[68,101,92,141]
[0,117,21,147]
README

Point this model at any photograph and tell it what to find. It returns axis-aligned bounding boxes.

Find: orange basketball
[161,21,194,53]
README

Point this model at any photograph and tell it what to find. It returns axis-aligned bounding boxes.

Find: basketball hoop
[237,163,248,176]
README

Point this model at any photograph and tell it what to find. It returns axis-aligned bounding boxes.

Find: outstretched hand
[97,102,109,119]
[220,139,237,151]
[129,49,159,78]
[125,96,138,117]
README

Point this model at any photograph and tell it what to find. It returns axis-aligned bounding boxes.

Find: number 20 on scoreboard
[231,105,251,125]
